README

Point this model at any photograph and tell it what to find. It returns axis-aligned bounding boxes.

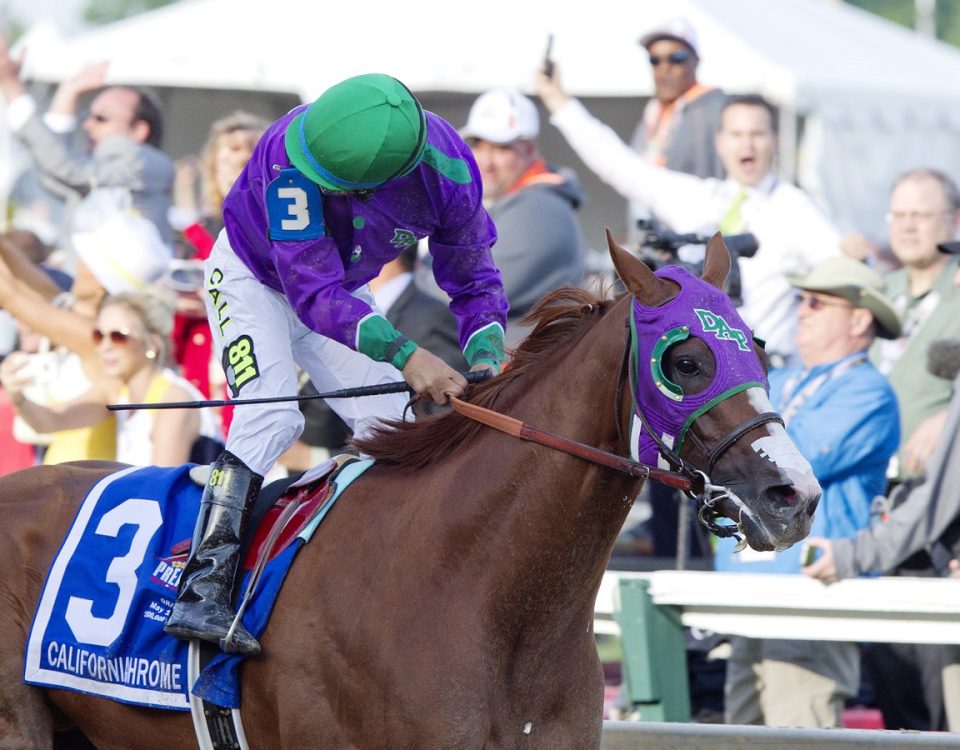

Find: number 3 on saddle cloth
[23,458,372,710]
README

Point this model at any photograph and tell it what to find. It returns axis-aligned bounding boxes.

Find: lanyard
[779,354,867,427]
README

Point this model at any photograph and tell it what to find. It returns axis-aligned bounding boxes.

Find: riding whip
[107,369,492,411]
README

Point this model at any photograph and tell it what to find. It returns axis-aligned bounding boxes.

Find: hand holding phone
[542,33,554,78]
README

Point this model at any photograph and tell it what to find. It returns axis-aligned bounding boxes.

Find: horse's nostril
[806,495,820,517]
[773,485,797,507]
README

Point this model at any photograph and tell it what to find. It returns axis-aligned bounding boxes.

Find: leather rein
[448,318,783,540]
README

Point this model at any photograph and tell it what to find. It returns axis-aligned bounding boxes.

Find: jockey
[165,74,509,655]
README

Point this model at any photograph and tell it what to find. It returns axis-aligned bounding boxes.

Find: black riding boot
[164,452,263,655]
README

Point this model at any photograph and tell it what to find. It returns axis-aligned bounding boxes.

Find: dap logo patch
[694,309,749,351]
[390,229,417,249]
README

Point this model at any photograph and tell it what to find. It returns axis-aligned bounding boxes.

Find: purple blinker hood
[629,265,769,466]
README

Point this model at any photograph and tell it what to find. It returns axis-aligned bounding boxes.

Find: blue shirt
[714,352,900,573]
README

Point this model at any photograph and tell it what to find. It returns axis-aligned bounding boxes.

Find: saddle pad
[24,465,198,709]
[24,460,372,710]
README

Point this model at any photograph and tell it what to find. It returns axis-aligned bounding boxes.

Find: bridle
[613,320,783,538]
[450,304,784,541]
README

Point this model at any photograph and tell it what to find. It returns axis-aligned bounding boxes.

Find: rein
[449,308,784,542]
[448,397,703,493]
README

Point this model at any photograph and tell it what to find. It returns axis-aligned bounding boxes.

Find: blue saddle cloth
[24,462,370,709]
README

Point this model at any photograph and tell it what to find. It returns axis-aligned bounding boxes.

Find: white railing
[596,570,960,644]
[599,720,960,749]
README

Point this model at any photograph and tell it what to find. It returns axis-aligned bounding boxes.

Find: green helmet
[284,73,427,192]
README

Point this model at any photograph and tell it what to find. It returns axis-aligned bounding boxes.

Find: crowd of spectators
[0,13,958,734]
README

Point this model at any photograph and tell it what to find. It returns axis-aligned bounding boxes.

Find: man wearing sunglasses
[627,18,727,242]
[715,256,900,728]
[164,73,508,655]
[0,37,173,248]
[536,70,842,365]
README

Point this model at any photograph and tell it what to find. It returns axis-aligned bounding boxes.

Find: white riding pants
[203,234,409,476]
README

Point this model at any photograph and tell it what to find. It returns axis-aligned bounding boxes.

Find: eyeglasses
[649,51,693,67]
[885,209,952,224]
[794,293,854,311]
[92,328,135,346]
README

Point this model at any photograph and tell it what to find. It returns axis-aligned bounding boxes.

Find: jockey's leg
[164,451,263,655]
[166,236,305,654]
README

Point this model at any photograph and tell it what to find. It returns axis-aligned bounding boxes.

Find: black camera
[634,219,758,307]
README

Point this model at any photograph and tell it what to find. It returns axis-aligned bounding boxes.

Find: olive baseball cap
[285,73,427,192]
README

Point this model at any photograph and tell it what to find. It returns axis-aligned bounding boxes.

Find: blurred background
[1,0,960,257]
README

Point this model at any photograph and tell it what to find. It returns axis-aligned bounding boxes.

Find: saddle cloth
[24,460,371,710]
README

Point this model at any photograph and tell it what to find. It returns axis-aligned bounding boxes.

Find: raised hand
[0,34,26,101]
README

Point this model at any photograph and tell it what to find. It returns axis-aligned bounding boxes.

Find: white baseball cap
[639,16,699,56]
[72,212,172,295]
[460,88,539,145]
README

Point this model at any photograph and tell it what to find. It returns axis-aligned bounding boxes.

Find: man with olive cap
[165,73,508,654]
[714,256,901,728]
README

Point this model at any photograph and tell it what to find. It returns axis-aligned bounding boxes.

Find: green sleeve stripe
[421,144,472,185]
[357,314,418,370]
[464,322,505,369]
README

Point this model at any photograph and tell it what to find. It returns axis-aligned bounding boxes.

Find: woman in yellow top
[1,291,221,466]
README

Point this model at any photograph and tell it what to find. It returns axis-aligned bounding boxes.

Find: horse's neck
[469,318,638,631]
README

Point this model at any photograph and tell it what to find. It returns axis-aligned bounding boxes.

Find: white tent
[14,0,960,245]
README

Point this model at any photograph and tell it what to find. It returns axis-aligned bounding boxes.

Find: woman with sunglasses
[1,291,221,467]
[0,212,171,464]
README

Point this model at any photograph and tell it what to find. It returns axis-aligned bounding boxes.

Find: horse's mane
[352,286,616,468]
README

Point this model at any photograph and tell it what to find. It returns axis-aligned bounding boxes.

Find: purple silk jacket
[222,106,508,367]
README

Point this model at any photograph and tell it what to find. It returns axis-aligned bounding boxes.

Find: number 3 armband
[266,168,326,241]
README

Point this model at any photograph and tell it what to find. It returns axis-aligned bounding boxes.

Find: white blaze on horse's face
[745,388,821,501]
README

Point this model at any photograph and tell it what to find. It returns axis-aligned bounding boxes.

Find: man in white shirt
[536,68,842,363]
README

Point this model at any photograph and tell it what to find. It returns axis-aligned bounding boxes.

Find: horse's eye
[675,358,700,377]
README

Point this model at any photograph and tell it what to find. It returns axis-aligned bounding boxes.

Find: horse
[0,231,820,749]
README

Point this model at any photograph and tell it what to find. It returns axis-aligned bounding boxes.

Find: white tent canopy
[15,0,960,242]
[20,0,960,108]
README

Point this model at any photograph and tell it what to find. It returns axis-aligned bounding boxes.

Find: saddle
[188,455,356,580]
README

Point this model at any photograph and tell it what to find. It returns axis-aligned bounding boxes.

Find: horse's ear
[605,228,675,305]
[702,232,732,290]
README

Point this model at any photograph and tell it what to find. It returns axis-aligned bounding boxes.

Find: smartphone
[800,543,817,566]
[543,33,555,78]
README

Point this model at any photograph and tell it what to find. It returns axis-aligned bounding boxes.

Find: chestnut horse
[0,233,819,749]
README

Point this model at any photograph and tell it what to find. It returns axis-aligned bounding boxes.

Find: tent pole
[778,105,797,184]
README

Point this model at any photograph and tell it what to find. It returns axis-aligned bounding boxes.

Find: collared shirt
[869,256,960,478]
[371,272,413,317]
[550,99,842,359]
[222,107,508,364]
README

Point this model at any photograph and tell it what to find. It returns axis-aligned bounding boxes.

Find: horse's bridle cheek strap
[690,411,785,475]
